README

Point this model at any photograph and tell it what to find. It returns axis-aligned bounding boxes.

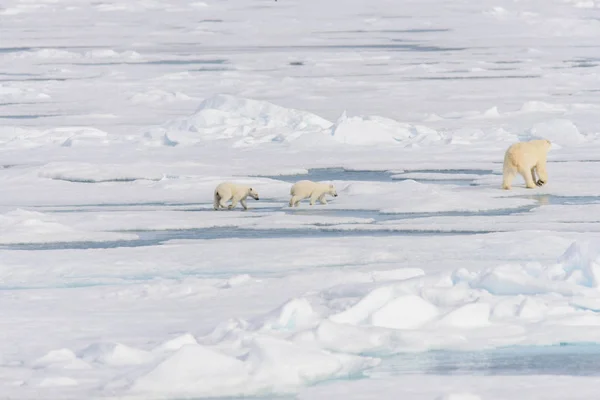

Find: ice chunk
[329,286,395,325]
[370,295,439,330]
[154,333,198,352]
[438,303,491,328]
[329,111,441,146]
[130,344,248,397]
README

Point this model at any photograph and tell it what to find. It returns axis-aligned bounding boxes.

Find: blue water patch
[258,167,497,186]
[257,168,396,183]
[0,114,61,119]
[0,227,488,251]
[76,59,228,67]
[374,343,600,376]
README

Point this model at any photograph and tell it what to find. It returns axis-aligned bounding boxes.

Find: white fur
[502,139,551,190]
[213,182,259,210]
[289,180,338,207]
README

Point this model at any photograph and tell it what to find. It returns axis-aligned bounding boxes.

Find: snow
[0,209,137,244]
[3,0,600,398]
[329,112,442,146]
[143,94,332,147]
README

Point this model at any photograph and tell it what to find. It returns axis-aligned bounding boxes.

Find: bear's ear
[249,187,253,191]
[545,139,551,145]
[329,184,334,188]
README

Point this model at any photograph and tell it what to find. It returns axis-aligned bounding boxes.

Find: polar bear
[502,139,551,190]
[213,182,259,210]
[289,180,338,207]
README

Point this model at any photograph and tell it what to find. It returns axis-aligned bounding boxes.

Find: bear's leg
[217,192,230,209]
[530,167,539,186]
[502,167,516,190]
[241,197,248,210]
[318,194,327,205]
[536,162,548,186]
[289,196,297,207]
[309,193,319,206]
[518,166,537,189]
[228,196,239,209]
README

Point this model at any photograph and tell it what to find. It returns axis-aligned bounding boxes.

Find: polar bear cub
[214,182,259,210]
[289,180,338,207]
[502,139,551,190]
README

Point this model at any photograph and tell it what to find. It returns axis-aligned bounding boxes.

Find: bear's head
[541,138,552,152]
[328,184,338,197]
[248,187,259,200]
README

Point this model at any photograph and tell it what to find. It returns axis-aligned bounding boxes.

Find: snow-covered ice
[3,0,600,398]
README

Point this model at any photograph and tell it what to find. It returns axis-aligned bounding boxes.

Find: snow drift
[142,94,333,147]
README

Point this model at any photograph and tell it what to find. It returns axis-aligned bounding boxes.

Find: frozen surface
[4,0,600,398]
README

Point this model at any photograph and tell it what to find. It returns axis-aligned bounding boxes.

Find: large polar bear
[213,182,259,210]
[289,180,338,207]
[502,139,551,190]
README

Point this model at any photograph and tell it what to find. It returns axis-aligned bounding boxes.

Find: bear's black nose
[334,194,338,197]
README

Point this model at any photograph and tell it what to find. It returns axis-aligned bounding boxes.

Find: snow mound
[128,339,377,398]
[438,303,491,328]
[153,333,199,352]
[78,342,154,366]
[246,335,377,390]
[143,94,332,147]
[528,119,586,146]
[330,111,442,146]
[467,240,600,295]
[329,286,396,325]
[32,349,90,370]
[129,344,249,397]
[256,298,320,332]
[218,274,255,289]
[370,295,439,329]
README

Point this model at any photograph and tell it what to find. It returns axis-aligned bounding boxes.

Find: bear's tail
[213,190,221,210]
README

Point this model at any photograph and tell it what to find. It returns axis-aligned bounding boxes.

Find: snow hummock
[370,295,440,329]
[78,342,154,366]
[329,111,442,146]
[529,119,586,146]
[143,94,332,147]
[127,338,378,398]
